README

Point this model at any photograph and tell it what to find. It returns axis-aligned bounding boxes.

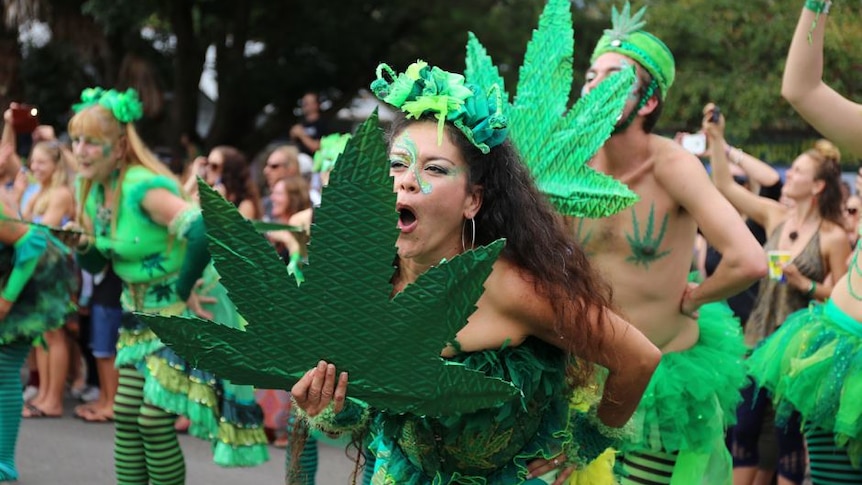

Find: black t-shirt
[91,264,123,307]
[298,118,328,156]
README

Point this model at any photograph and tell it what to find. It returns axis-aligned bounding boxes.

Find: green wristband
[804,0,832,14]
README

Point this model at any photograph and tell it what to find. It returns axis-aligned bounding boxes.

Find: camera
[11,104,39,134]
[710,105,721,124]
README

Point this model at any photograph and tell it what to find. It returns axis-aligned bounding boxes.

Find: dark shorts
[90,305,122,358]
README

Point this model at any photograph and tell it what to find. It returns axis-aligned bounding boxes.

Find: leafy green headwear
[370,60,508,154]
[72,87,144,124]
[590,2,675,101]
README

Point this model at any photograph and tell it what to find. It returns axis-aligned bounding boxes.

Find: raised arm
[782,4,862,155]
[702,104,785,231]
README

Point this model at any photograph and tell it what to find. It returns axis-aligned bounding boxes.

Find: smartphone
[11,104,39,134]
[710,105,721,123]
[681,133,706,155]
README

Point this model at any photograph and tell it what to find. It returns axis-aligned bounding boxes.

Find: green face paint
[393,132,432,194]
[625,203,671,269]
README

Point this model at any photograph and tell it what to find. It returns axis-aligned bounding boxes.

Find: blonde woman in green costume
[746,1,862,483]
[68,88,268,484]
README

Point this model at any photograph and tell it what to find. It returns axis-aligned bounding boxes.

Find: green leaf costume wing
[465,0,639,218]
[139,112,519,417]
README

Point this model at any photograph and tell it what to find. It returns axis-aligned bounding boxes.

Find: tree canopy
[3,0,861,165]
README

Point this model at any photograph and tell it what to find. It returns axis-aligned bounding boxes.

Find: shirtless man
[571,5,767,484]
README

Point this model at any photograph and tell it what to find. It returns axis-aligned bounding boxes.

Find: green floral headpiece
[72,87,144,124]
[370,60,508,154]
[590,2,675,101]
[313,133,352,173]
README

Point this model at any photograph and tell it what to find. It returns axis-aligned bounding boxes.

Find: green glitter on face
[625,203,670,268]
[393,132,432,194]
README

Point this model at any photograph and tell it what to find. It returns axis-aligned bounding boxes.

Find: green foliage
[141,113,519,416]
[18,41,97,129]
[24,0,862,157]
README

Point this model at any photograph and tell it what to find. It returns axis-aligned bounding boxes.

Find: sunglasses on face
[206,161,223,170]
[847,207,859,216]
[265,162,285,170]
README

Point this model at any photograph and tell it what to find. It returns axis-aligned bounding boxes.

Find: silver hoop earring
[462,217,476,252]
[470,217,476,250]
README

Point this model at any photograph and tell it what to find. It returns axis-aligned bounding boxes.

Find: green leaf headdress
[370,60,508,154]
[464,0,639,218]
[590,2,675,102]
[141,112,519,417]
[72,87,144,124]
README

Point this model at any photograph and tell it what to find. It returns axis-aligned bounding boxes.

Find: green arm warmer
[175,213,210,301]
[75,243,108,274]
[2,228,47,302]
[295,398,371,436]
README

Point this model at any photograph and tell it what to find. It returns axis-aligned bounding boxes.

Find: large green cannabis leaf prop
[139,112,519,417]
[465,0,639,218]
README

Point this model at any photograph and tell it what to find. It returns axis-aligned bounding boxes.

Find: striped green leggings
[0,343,29,481]
[806,428,862,485]
[114,366,185,485]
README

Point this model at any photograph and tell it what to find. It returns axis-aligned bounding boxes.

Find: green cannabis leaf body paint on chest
[625,203,671,268]
[139,113,518,417]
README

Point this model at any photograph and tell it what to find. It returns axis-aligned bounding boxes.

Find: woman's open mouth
[397,206,418,233]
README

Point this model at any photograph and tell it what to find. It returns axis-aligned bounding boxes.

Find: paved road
[17,397,360,485]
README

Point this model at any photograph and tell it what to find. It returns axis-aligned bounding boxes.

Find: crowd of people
[0,0,860,484]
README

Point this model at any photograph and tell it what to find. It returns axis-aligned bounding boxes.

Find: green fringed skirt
[747,300,862,468]
[117,266,269,467]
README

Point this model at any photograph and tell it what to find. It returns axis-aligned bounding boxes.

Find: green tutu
[623,302,747,484]
[118,265,269,467]
[747,300,862,468]
[625,302,746,453]
[0,231,76,345]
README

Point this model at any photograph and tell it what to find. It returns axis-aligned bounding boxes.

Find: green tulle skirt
[625,301,747,454]
[747,300,862,468]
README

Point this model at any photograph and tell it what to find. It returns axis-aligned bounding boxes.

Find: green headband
[313,133,352,173]
[72,87,144,124]
[590,3,675,101]
[370,60,508,154]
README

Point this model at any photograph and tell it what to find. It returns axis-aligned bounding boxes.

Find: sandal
[22,403,62,419]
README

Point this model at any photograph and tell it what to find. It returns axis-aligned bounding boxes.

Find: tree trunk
[168,0,205,163]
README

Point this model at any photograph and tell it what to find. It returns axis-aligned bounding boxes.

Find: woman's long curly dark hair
[212,145,262,219]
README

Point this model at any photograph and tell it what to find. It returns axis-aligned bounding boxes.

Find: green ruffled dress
[622,301,748,484]
[368,338,574,484]
[747,300,862,468]
[0,228,76,345]
[79,165,268,466]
